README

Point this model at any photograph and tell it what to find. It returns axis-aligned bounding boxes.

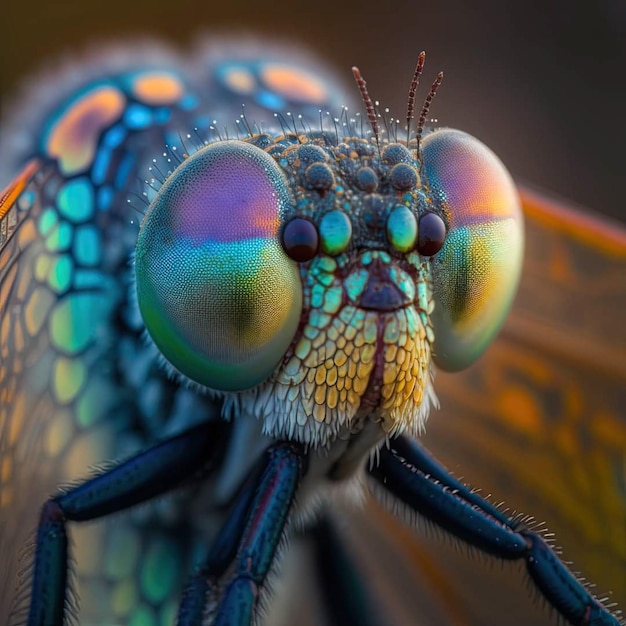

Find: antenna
[416,71,444,154]
[405,51,426,147]
[352,66,380,146]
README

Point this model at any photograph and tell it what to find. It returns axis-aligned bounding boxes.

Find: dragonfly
[0,40,624,626]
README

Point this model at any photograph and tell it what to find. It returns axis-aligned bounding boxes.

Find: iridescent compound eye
[421,128,523,371]
[135,141,302,391]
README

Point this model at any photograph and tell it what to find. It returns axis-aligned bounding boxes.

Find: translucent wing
[334,189,626,625]
[0,41,351,625]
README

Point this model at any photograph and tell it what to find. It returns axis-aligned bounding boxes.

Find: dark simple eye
[282,217,319,262]
[417,212,446,256]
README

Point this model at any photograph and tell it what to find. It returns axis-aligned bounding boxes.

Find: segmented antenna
[416,71,444,153]
[352,66,380,146]
[406,51,426,147]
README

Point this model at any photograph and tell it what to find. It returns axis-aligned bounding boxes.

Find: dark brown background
[1,0,625,224]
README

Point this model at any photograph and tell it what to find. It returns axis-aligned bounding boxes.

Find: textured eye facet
[422,128,523,371]
[135,141,302,391]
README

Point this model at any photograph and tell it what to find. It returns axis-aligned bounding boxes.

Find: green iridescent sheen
[386,205,417,252]
[137,237,301,391]
[39,207,57,235]
[48,255,73,293]
[50,293,107,353]
[319,210,352,255]
[73,226,100,266]
[45,221,73,252]
[430,221,522,369]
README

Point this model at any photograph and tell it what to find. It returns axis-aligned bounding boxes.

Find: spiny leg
[177,459,264,625]
[178,442,306,626]
[368,435,623,626]
[26,420,227,626]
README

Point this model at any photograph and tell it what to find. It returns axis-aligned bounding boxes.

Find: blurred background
[1,1,624,625]
[1,0,625,224]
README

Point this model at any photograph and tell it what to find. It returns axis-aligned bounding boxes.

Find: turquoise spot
[73,226,101,266]
[58,178,94,222]
[344,268,368,300]
[322,286,342,314]
[50,292,106,353]
[417,281,430,311]
[319,210,352,255]
[38,208,58,236]
[125,103,152,129]
[317,272,334,287]
[74,269,105,289]
[311,283,325,308]
[140,539,181,604]
[48,255,73,293]
[45,221,73,252]
[317,256,336,273]
[390,266,416,301]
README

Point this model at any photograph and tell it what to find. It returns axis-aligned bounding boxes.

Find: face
[135,127,523,447]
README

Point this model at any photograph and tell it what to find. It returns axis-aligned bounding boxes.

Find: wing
[339,188,626,626]
[0,40,352,625]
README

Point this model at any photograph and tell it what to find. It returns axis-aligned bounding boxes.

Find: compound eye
[135,141,302,391]
[421,129,523,371]
[282,217,319,261]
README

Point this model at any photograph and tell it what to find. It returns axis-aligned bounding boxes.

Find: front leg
[25,420,226,626]
[177,442,306,626]
[369,435,623,626]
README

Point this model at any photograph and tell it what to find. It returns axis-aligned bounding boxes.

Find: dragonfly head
[135,67,523,447]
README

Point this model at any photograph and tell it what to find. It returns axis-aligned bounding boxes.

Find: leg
[177,442,306,626]
[369,435,623,626]
[26,420,227,626]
